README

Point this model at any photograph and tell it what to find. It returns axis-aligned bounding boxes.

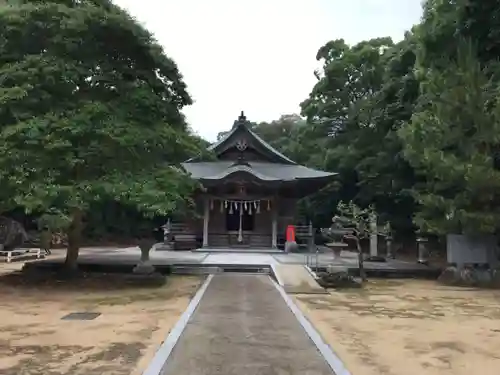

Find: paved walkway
[160,274,334,375]
[273,264,327,294]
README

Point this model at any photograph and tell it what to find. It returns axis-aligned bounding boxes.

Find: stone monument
[0,217,29,252]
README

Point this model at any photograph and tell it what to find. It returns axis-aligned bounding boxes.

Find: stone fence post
[417,236,429,265]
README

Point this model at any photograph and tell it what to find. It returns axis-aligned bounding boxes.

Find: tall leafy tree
[300,38,394,223]
[0,0,202,269]
[400,0,500,236]
[417,0,500,71]
[251,115,323,166]
[300,37,421,231]
[301,38,393,137]
[400,41,500,235]
[352,37,420,234]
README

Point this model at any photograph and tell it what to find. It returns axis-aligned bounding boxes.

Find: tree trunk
[357,239,366,282]
[64,209,83,271]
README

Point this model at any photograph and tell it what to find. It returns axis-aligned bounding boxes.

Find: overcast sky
[113,0,424,141]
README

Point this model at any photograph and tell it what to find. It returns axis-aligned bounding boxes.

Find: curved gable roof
[187,111,296,165]
[181,161,336,182]
[208,114,296,165]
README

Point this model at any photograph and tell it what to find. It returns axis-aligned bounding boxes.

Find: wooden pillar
[203,197,209,247]
[271,198,278,248]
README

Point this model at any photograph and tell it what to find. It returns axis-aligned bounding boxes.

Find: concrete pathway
[273,264,327,294]
[159,274,334,375]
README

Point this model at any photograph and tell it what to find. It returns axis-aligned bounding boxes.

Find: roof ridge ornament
[232,110,248,129]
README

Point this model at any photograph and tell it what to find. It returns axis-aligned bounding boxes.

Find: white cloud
[113,0,423,141]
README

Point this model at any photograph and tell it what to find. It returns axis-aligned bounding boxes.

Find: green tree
[300,37,420,232]
[302,38,393,137]
[333,201,375,281]
[251,114,319,165]
[399,0,500,236]
[352,37,420,234]
[0,0,202,270]
[417,0,500,71]
[300,38,393,225]
[400,41,500,235]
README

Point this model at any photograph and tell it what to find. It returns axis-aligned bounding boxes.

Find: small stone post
[307,221,314,252]
[370,212,378,256]
[161,219,173,250]
[40,226,52,256]
[163,219,171,243]
[386,234,394,259]
[417,236,429,265]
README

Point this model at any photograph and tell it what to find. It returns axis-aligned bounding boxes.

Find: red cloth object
[286,225,295,242]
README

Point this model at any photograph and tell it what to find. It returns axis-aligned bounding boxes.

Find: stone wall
[447,234,499,268]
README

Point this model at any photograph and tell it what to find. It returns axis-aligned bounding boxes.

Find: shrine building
[177,112,336,249]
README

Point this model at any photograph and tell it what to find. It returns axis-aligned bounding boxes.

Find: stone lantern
[133,228,156,275]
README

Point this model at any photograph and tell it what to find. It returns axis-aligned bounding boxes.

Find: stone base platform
[20,247,442,279]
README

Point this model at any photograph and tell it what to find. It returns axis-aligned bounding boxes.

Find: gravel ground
[160,274,334,375]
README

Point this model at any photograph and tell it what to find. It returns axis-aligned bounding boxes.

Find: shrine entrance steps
[155,274,337,375]
[194,247,283,254]
[272,264,327,294]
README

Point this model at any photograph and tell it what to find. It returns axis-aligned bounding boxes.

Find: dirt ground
[295,279,500,375]
[0,267,203,375]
